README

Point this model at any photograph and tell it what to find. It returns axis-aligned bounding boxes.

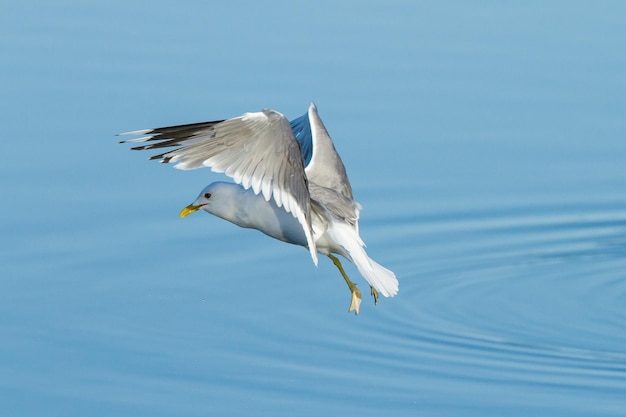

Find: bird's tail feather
[329,223,399,297]
[354,253,399,298]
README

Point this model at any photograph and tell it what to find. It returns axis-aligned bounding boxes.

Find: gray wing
[304,103,359,227]
[309,183,361,227]
[120,109,318,265]
[304,103,354,200]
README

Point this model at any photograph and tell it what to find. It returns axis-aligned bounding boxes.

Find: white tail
[360,257,399,297]
[328,222,399,297]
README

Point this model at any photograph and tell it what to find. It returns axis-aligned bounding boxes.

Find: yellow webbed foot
[328,254,364,315]
[370,286,379,305]
[349,286,362,315]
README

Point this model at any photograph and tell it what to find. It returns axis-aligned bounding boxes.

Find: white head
[179,181,245,220]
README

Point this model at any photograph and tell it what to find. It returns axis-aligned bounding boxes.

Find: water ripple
[364,198,626,406]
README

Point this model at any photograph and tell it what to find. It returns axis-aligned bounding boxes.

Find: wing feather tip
[117,128,153,136]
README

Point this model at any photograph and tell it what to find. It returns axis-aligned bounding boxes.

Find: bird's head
[179,182,243,218]
[179,184,217,218]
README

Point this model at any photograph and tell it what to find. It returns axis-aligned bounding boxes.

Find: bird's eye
[204,193,211,199]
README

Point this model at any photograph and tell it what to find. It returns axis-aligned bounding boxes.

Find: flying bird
[120,103,398,314]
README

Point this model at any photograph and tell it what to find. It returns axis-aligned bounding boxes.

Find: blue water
[2,2,626,416]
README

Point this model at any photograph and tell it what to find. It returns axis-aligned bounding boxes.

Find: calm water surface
[2,2,625,416]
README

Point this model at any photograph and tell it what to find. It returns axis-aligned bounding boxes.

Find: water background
[2,2,625,416]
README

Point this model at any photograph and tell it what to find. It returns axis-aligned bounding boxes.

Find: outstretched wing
[120,109,318,265]
[304,103,354,201]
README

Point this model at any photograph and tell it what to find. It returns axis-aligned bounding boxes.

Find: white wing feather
[121,110,318,265]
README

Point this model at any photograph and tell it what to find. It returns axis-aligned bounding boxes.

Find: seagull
[120,103,398,314]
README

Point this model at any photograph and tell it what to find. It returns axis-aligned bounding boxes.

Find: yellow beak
[180,204,203,218]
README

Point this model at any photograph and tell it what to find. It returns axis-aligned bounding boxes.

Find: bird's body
[121,103,398,313]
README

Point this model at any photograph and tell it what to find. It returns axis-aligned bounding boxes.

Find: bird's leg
[370,286,379,305]
[328,254,362,315]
